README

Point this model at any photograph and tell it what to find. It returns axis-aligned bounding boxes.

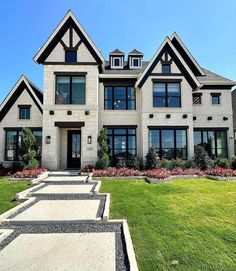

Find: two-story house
[0,10,235,170]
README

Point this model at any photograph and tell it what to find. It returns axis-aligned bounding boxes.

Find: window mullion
[160,129,162,159]
[70,76,72,104]
[165,83,168,107]
[174,129,177,159]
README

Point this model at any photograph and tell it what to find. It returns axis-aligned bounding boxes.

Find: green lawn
[100,178,236,271]
[0,178,30,215]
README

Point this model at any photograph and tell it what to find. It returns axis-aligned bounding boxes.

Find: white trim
[170,32,205,76]
[130,57,142,69]
[136,37,201,88]
[33,10,105,64]
[110,56,123,69]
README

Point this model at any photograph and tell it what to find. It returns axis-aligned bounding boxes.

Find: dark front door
[67,130,81,168]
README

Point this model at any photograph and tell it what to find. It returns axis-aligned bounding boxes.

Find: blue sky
[0,0,235,102]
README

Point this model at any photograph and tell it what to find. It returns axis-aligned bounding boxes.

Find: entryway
[67,130,81,169]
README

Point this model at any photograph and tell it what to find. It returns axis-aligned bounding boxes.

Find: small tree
[145,147,160,169]
[95,128,109,169]
[193,145,212,170]
[22,128,39,169]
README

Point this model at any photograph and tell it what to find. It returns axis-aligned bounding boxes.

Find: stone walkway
[0,172,138,271]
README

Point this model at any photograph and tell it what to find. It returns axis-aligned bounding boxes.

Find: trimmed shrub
[215,158,231,169]
[193,145,212,170]
[95,128,109,169]
[146,169,170,179]
[231,156,236,170]
[145,148,160,169]
[11,161,24,172]
[126,157,143,170]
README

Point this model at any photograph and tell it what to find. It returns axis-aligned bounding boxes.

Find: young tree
[95,128,109,169]
[22,128,39,169]
[145,147,159,169]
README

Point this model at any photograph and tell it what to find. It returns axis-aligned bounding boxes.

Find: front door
[67,130,81,168]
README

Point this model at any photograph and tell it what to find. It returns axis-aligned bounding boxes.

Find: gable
[34,11,104,65]
[0,77,43,122]
[136,38,201,90]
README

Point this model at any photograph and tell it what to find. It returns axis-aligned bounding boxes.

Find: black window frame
[104,86,136,110]
[211,93,221,105]
[65,50,77,63]
[192,93,202,105]
[149,127,188,160]
[153,82,181,108]
[5,129,42,161]
[106,127,137,159]
[19,105,31,120]
[162,64,171,74]
[194,129,228,158]
[55,75,86,105]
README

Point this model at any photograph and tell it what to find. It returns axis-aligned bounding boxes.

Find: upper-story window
[56,75,85,104]
[65,51,77,63]
[104,87,136,110]
[113,57,122,67]
[153,82,181,107]
[193,93,202,105]
[162,64,171,74]
[211,93,221,105]
[19,106,31,119]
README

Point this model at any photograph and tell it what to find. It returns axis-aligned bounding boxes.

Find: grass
[100,178,236,271]
[0,178,30,215]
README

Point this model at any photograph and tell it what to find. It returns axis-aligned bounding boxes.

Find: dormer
[109,49,124,69]
[128,49,143,69]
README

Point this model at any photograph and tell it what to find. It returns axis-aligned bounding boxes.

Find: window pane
[114,58,121,66]
[162,130,174,148]
[114,100,126,110]
[162,149,175,159]
[168,97,180,107]
[105,87,112,99]
[114,129,126,135]
[127,149,136,157]
[114,87,126,99]
[167,83,180,96]
[105,100,113,109]
[176,130,186,148]
[176,148,187,159]
[132,58,139,67]
[162,65,170,74]
[128,136,136,149]
[153,83,165,96]
[127,87,135,99]
[194,131,202,146]
[72,76,85,104]
[6,131,17,161]
[153,97,165,107]
[128,129,136,135]
[20,108,30,119]
[216,131,227,157]
[212,96,220,104]
[33,131,42,160]
[127,100,135,110]
[56,76,70,104]
[65,51,77,63]
[149,130,160,150]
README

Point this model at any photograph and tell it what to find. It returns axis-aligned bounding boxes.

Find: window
[149,128,187,159]
[19,106,30,119]
[5,130,42,161]
[107,128,136,159]
[211,94,220,105]
[162,64,171,74]
[113,58,121,67]
[194,129,227,158]
[153,82,181,107]
[65,51,77,63]
[193,93,202,105]
[56,75,85,104]
[104,87,136,110]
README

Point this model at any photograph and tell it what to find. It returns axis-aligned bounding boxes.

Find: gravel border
[0,223,129,271]
[6,195,106,220]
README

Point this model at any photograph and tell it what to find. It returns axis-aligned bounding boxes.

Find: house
[0,10,235,170]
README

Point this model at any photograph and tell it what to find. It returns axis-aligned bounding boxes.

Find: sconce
[45,135,51,144]
[87,136,92,144]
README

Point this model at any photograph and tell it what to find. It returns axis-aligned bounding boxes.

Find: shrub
[82,164,94,172]
[0,163,10,176]
[10,168,47,179]
[215,158,231,169]
[95,128,109,169]
[205,167,236,177]
[22,128,39,169]
[11,161,24,172]
[145,148,160,169]
[193,145,212,170]
[115,157,127,169]
[146,169,170,179]
[126,157,143,170]
[93,167,143,177]
[231,156,236,169]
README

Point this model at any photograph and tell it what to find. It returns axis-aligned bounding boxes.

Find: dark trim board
[54,72,87,75]
[0,81,43,122]
[152,79,182,83]
[200,85,233,90]
[55,122,85,128]
[148,126,189,129]
[150,73,182,76]
[4,127,42,131]
[103,125,138,128]
[44,62,98,65]
[100,78,137,86]
[194,127,229,131]
[17,105,32,108]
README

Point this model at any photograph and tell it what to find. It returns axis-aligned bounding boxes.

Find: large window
[5,130,42,161]
[104,87,136,110]
[149,128,187,159]
[56,75,85,104]
[153,82,181,107]
[194,129,227,158]
[107,128,136,159]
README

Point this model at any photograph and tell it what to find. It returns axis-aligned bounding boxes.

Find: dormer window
[113,57,122,67]
[162,64,171,74]
[128,49,143,69]
[65,51,77,63]
[109,49,125,69]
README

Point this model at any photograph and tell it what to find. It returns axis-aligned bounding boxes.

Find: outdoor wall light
[45,135,51,144]
[87,136,92,144]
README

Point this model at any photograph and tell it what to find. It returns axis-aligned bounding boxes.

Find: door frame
[67,130,81,169]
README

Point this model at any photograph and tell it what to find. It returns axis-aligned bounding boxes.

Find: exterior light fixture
[87,136,92,144]
[45,135,51,144]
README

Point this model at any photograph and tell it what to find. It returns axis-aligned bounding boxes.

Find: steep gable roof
[170,32,205,76]
[0,76,43,122]
[109,49,125,55]
[128,49,143,55]
[136,37,201,89]
[33,10,104,65]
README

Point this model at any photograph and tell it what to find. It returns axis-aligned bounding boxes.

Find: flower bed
[205,167,236,177]
[93,167,143,177]
[170,168,205,176]
[10,168,47,179]
[145,169,171,183]
[82,164,94,173]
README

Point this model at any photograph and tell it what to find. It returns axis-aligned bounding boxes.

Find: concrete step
[48,170,80,177]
